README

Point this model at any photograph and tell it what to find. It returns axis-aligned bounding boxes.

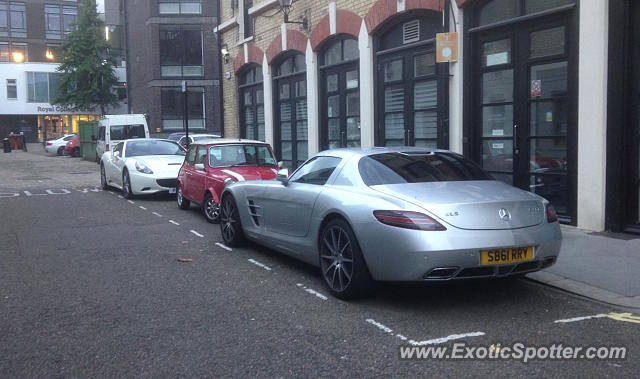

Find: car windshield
[126,140,185,157]
[194,135,220,141]
[110,124,146,140]
[167,134,183,142]
[359,152,493,186]
[208,144,276,168]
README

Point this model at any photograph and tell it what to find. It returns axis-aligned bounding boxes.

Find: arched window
[319,37,360,149]
[273,53,307,170]
[374,12,445,148]
[238,65,264,141]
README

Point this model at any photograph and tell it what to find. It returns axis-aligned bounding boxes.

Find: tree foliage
[52,0,118,115]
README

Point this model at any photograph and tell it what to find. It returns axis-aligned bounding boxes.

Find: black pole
[182,80,189,149]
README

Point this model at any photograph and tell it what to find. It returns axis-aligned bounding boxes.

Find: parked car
[65,134,81,157]
[45,134,76,155]
[96,114,150,163]
[218,147,562,299]
[100,139,186,199]
[176,139,278,223]
[177,133,222,148]
[167,132,185,142]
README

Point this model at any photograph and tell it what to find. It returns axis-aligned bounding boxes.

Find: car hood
[215,166,278,181]
[371,181,546,230]
[129,155,185,176]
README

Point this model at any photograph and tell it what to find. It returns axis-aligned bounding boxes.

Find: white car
[45,134,76,155]
[100,139,186,198]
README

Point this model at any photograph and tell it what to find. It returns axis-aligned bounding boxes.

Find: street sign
[436,32,458,63]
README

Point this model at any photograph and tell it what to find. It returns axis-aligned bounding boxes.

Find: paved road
[1,152,639,377]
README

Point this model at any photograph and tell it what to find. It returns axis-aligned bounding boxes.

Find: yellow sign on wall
[436,32,458,63]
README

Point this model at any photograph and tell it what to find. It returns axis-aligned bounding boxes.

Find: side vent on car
[247,199,261,226]
[403,20,420,44]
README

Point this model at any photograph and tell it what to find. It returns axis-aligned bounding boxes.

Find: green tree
[52,0,118,115]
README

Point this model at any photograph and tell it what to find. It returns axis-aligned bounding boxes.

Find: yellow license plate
[481,246,533,265]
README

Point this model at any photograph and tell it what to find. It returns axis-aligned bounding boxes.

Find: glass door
[275,76,308,170]
[476,21,571,218]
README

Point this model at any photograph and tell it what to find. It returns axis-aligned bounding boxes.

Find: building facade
[0,0,127,142]
[122,0,222,135]
[216,0,633,234]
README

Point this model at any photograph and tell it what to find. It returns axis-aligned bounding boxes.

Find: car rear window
[110,124,145,140]
[126,140,185,157]
[359,152,493,186]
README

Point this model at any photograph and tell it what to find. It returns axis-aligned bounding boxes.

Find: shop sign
[37,104,96,114]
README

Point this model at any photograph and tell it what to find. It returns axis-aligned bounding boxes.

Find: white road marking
[215,242,232,251]
[366,318,485,346]
[127,200,135,204]
[408,332,485,346]
[169,220,180,226]
[247,258,271,271]
[554,314,609,324]
[296,283,328,301]
[118,195,123,199]
[152,212,163,217]
[190,230,204,238]
[138,206,147,210]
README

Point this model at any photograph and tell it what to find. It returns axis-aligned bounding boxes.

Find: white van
[96,114,150,162]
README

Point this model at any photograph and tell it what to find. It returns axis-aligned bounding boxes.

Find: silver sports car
[219,147,562,299]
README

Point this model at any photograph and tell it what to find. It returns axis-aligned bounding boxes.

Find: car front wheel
[203,193,220,223]
[220,195,245,247]
[100,164,108,190]
[177,183,190,209]
[319,218,373,300]
[57,146,65,156]
[122,171,134,199]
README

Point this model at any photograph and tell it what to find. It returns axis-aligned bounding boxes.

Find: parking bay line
[296,283,328,301]
[365,318,485,346]
[138,206,147,210]
[215,242,232,251]
[555,312,640,324]
[127,200,135,204]
[247,258,271,271]
[169,220,180,226]
[152,212,163,217]
[190,230,204,238]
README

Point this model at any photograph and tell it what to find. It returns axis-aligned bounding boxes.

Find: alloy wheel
[220,198,236,242]
[205,197,220,221]
[177,186,183,206]
[320,225,355,292]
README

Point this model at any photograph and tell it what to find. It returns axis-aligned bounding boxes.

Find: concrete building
[122,0,222,135]
[0,0,127,142]
[215,0,639,234]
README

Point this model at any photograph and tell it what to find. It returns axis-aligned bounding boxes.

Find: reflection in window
[530,27,565,58]
[321,38,359,66]
[482,39,510,67]
[160,27,204,77]
[160,87,206,131]
[478,0,574,26]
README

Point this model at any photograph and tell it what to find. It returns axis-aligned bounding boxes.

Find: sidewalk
[527,225,640,309]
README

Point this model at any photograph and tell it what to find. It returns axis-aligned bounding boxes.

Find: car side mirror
[277,168,289,185]
[277,161,284,169]
[113,151,120,158]
[195,163,206,172]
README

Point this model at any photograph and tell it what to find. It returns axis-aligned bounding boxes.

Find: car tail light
[46,141,53,146]
[105,144,109,151]
[546,204,558,223]
[373,210,446,231]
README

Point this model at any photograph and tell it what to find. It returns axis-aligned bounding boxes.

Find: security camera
[221,48,229,57]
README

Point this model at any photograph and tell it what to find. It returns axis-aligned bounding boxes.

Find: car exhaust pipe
[424,267,459,279]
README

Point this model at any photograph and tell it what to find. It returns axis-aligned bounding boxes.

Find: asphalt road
[1,152,639,377]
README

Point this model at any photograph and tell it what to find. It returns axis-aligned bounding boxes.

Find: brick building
[123,0,222,135]
[216,0,640,235]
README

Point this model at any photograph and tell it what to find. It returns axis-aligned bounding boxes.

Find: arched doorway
[318,36,360,150]
[273,52,308,170]
[238,65,265,141]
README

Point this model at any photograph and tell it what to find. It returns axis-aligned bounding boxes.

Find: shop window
[6,78,17,99]
[159,0,201,15]
[159,27,203,77]
[160,87,206,131]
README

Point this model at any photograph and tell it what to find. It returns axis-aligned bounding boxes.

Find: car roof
[315,146,450,159]
[191,138,269,146]
[123,138,176,144]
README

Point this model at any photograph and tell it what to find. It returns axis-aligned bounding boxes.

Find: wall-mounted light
[278,0,309,32]
[12,51,24,63]
[45,49,55,60]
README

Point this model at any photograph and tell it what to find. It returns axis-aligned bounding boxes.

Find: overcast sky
[96,0,104,13]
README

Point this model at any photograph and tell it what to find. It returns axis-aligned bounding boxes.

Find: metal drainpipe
[216,0,225,138]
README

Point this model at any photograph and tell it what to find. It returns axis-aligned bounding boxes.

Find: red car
[177,139,279,223]
[65,134,81,157]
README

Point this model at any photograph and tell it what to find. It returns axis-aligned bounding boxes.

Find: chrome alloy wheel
[220,197,237,242]
[320,225,354,293]
[204,197,220,222]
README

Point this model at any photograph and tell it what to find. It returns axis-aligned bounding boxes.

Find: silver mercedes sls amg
[219,147,562,299]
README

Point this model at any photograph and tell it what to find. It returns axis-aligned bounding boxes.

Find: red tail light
[105,143,110,151]
[46,142,52,146]
[373,210,446,231]
[546,204,558,223]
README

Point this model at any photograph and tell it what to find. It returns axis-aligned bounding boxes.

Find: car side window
[196,146,207,165]
[63,135,75,141]
[113,142,124,157]
[289,156,342,185]
[186,145,197,165]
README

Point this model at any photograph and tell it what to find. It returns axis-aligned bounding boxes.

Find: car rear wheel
[122,171,134,199]
[220,195,245,246]
[100,164,108,190]
[72,147,80,157]
[57,146,65,156]
[319,219,373,300]
[177,183,190,209]
[203,193,220,223]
